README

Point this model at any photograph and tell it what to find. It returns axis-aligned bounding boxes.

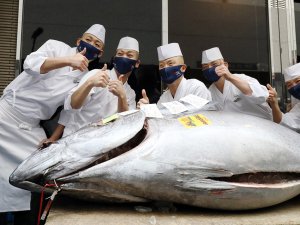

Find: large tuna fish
[10,106,300,210]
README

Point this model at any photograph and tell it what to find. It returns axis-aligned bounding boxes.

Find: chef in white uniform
[201,47,272,120]
[0,24,105,214]
[42,36,138,138]
[137,43,211,108]
[267,63,300,132]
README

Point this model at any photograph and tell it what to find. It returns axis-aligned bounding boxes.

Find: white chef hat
[157,43,183,61]
[202,47,223,64]
[117,36,139,52]
[284,63,300,81]
[84,24,106,44]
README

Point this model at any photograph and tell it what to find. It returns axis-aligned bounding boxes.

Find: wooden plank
[0,57,17,60]
[0,1,18,7]
[0,0,18,94]
[0,41,17,46]
[0,24,18,29]
[0,70,15,73]
[0,49,17,52]
[0,19,18,24]
[0,67,15,71]
[0,75,15,78]
[0,72,15,75]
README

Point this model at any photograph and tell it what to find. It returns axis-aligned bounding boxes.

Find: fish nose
[9,172,19,186]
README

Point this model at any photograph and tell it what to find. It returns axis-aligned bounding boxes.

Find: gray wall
[22,0,269,70]
[295,2,300,58]
[22,0,162,64]
[169,0,269,70]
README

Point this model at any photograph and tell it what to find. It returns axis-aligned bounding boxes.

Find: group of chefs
[0,23,299,224]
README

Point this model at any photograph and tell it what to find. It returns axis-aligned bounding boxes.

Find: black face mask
[113,57,137,74]
[202,67,220,82]
[159,65,184,84]
[288,83,300,100]
[77,40,100,60]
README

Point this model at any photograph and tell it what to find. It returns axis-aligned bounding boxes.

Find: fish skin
[10,108,300,210]
[9,110,146,186]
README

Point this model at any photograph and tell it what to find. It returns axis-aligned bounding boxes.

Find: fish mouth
[70,120,149,174]
[23,120,149,188]
[209,172,300,187]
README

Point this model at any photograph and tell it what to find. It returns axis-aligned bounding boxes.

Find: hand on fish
[38,138,56,150]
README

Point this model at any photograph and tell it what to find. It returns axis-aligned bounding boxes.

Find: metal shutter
[0,0,19,95]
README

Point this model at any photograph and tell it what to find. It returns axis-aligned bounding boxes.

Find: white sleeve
[190,80,212,101]
[280,103,300,132]
[63,85,92,112]
[64,70,100,111]
[236,74,268,104]
[76,69,99,96]
[58,109,71,126]
[23,39,69,75]
[63,86,81,111]
[127,89,136,110]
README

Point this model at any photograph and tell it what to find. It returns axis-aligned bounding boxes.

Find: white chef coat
[209,74,272,120]
[157,77,211,107]
[0,100,46,213]
[280,102,300,133]
[2,40,84,120]
[0,39,85,212]
[59,68,136,136]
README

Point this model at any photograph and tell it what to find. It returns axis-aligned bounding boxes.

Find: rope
[37,182,61,225]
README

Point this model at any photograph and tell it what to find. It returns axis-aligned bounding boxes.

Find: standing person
[137,43,211,108]
[201,47,272,120]
[0,24,105,217]
[267,63,300,132]
[40,36,139,139]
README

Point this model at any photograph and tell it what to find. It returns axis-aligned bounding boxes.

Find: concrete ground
[45,195,300,225]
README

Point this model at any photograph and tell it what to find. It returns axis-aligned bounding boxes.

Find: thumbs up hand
[108,74,126,98]
[87,69,110,88]
[137,89,149,109]
[266,84,278,106]
[101,63,107,71]
[79,48,86,56]
[70,47,89,72]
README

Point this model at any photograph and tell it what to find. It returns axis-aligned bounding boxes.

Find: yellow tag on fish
[178,114,211,128]
[102,113,119,125]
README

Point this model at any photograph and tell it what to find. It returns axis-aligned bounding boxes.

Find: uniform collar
[217,79,233,106]
[172,77,186,99]
[110,68,118,80]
